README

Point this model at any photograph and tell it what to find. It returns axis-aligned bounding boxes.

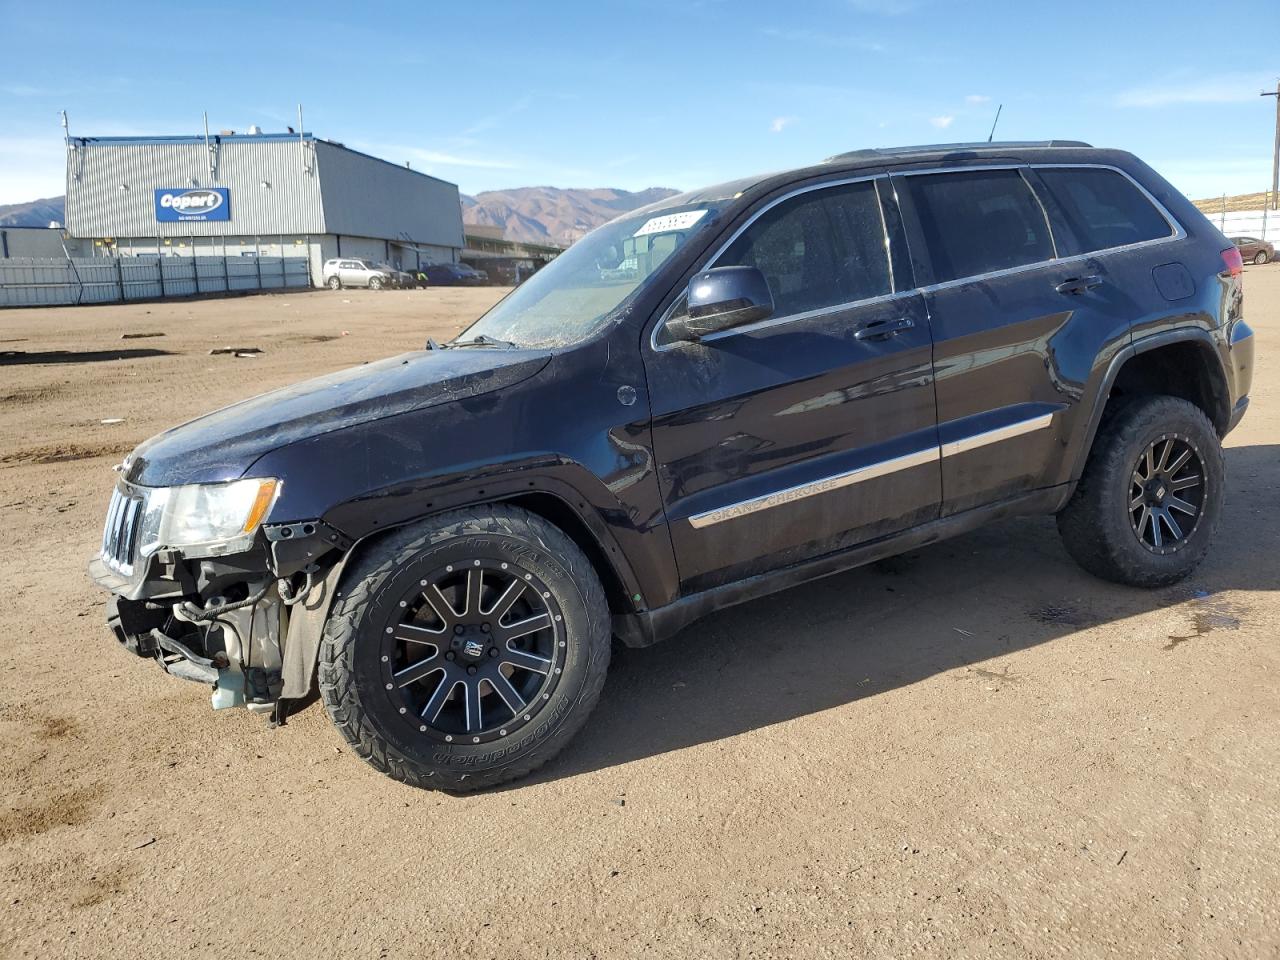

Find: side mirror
[666,265,774,340]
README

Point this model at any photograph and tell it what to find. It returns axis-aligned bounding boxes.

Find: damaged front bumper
[89,517,351,717]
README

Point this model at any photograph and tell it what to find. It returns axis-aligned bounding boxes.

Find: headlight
[137,477,280,559]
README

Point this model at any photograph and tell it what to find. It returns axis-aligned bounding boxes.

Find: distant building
[0,225,73,259]
[63,131,464,285]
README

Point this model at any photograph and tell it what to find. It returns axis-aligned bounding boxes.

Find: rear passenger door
[646,176,940,592]
[892,166,1140,515]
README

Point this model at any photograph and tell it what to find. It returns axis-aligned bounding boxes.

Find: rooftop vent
[247,125,262,135]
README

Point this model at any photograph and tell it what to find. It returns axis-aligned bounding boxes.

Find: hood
[126,347,551,487]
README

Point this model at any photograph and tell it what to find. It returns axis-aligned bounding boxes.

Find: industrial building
[62,130,464,285]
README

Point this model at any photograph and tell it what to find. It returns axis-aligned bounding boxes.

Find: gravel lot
[1,276,1277,959]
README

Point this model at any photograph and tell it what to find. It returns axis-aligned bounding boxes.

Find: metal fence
[0,255,311,308]
[1206,208,1279,245]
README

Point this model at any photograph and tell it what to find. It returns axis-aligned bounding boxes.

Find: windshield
[457,203,726,348]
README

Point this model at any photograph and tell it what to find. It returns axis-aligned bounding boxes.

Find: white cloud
[965,94,990,104]
[2,84,53,97]
[352,141,520,170]
[929,115,954,129]
[1117,74,1275,107]
[770,116,796,134]
[847,0,919,13]
[759,26,885,52]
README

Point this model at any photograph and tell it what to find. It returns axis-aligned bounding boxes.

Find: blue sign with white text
[155,187,230,222]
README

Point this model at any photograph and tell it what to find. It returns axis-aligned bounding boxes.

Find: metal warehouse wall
[315,141,463,249]
[0,228,84,259]
[66,137,325,237]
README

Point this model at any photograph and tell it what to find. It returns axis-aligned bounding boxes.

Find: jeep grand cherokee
[90,141,1254,791]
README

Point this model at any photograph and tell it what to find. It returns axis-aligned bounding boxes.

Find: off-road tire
[1057,395,1224,587]
[318,507,611,791]
[1255,251,1269,266]
[327,276,342,290]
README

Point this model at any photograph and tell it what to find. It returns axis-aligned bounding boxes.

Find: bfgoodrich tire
[319,507,611,792]
[1057,395,1224,587]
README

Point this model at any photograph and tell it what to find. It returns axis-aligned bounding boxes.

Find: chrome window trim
[1019,167,1059,260]
[687,410,1057,528]
[687,446,940,529]
[650,173,893,353]
[648,162,1187,353]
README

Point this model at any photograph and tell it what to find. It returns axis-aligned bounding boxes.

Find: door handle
[854,317,914,341]
[1055,275,1103,296]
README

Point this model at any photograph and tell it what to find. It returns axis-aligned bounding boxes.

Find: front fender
[245,344,678,612]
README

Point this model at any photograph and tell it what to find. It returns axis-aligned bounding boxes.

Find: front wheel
[327,276,342,290]
[319,507,611,791]
[1255,251,1269,266]
[368,276,384,290]
[1057,395,1224,587]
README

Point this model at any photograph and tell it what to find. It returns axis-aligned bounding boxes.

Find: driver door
[644,176,940,593]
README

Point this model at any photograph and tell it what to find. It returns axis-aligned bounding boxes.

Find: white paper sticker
[632,209,708,237]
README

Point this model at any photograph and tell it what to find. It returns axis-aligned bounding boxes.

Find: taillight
[1221,246,1243,277]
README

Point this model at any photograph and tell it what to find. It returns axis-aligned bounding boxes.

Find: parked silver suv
[322,258,396,290]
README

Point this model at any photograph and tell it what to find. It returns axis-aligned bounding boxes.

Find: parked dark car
[414,262,489,286]
[91,141,1253,792]
[1230,236,1274,265]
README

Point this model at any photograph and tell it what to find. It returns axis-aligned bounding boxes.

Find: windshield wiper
[447,333,518,349]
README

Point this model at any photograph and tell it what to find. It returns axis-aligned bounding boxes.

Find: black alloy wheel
[378,559,566,744]
[318,506,611,791]
[1128,434,1206,554]
[1057,394,1224,587]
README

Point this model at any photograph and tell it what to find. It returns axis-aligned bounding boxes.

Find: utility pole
[1264,81,1280,211]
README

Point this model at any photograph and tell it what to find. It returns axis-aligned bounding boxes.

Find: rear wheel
[327,276,342,290]
[1254,250,1269,265]
[1057,395,1224,587]
[319,507,611,791]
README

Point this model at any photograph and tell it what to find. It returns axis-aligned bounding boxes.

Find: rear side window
[903,169,1054,283]
[715,180,891,318]
[1036,167,1173,253]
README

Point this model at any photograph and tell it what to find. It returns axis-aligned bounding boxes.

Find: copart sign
[154,188,230,222]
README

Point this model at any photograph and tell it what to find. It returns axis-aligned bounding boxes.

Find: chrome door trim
[939,412,1056,458]
[686,446,940,529]
[685,409,1058,528]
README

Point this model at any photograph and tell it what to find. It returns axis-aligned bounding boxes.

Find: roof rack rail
[823,140,1093,163]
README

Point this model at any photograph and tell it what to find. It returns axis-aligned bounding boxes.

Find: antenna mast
[987,104,1003,143]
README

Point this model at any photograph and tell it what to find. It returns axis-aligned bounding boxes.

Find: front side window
[1036,167,1173,253]
[904,169,1054,283]
[714,180,891,318]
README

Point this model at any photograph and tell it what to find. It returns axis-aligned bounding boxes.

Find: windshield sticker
[632,210,708,237]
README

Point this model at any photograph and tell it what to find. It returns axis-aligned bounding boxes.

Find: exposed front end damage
[90,493,350,722]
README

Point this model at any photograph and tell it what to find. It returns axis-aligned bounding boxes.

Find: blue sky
[1,0,1277,205]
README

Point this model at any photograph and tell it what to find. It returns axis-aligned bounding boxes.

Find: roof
[68,132,458,190]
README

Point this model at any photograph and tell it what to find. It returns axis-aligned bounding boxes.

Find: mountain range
[461,186,679,246]
[0,196,65,228]
[0,187,680,246]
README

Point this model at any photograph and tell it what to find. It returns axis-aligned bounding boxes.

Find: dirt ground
[1,275,1277,960]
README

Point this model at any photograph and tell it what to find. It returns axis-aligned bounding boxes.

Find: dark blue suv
[91,141,1254,790]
